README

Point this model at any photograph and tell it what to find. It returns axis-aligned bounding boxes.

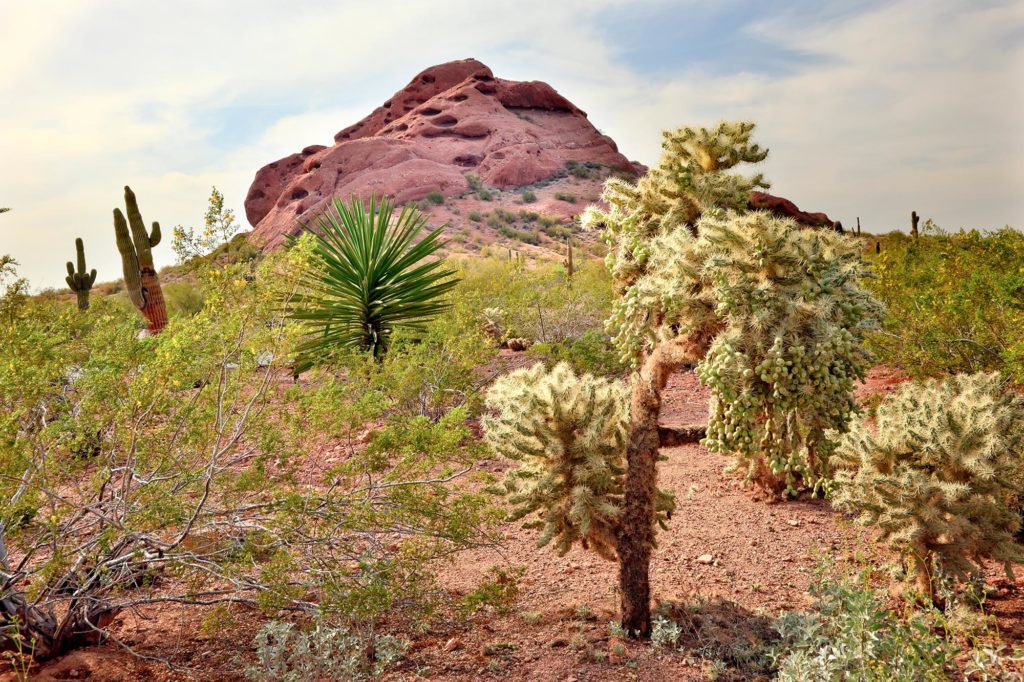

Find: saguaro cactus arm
[114,208,144,309]
[65,238,97,311]
[113,186,168,333]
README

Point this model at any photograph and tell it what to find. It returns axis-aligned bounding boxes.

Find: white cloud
[1,0,1020,289]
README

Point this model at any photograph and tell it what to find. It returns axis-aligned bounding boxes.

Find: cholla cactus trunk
[615,328,716,635]
[114,186,168,333]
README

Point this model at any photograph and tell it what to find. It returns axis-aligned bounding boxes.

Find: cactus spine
[65,238,97,311]
[114,186,168,333]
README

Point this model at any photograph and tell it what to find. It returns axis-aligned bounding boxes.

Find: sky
[1,0,1022,290]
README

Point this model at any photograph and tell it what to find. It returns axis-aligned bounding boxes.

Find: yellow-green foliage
[865,227,1024,382]
[451,255,614,344]
[483,362,673,559]
[832,373,1024,583]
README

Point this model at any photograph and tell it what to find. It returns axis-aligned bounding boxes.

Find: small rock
[787,519,801,527]
[696,554,715,565]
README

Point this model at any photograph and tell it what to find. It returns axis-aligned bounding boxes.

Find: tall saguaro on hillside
[114,186,168,333]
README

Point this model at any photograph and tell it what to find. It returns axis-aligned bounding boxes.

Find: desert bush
[288,196,457,365]
[163,280,205,317]
[0,245,497,661]
[172,186,241,264]
[520,190,537,203]
[477,188,494,201]
[245,620,409,681]
[527,329,628,377]
[450,256,614,346]
[425,190,444,205]
[468,210,482,222]
[831,372,1024,599]
[554,191,576,203]
[465,172,483,191]
[459,565,524,615]
[865,227,1024,381]
[771,567,958,681]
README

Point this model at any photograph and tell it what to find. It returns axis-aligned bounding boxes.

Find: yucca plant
[289,196,457,367]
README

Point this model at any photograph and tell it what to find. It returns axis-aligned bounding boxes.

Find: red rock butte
[245,58,641,249]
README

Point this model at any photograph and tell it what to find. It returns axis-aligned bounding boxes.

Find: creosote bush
[831,372,1024,599]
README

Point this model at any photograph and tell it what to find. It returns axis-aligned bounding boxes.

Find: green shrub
[477,188,494,201]
[566,160,600,179]
[528,329,627,376]
[831,372,1024,598]
[465,172,483,191]
[425,190,444,205]
[468,210,482,222]
[460,566,524,615]
[554,191,576,203]
[865,228,1024,381]
[771,567,958,681]
[450,255,614,346]
[520,190,537,203]
[163,280,205,317]
[245,620,409,681]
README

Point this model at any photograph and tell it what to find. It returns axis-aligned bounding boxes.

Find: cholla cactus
[483,362,673,559]
[693,212,882,494]
[832,373,1024,599]
[505,337,530,352]
[480,307,504,344]
[582,121,768,289]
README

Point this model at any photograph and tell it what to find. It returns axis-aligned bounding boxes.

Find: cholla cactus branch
[832,372,1024,600]
[484,363,674,560]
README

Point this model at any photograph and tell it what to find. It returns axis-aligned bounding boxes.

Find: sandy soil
[8,367,1023,681]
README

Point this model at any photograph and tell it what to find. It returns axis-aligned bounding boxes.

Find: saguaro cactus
[911,210,920,239]
[114,186,168,333]
[65,238,97,311]
[563,238,574,279]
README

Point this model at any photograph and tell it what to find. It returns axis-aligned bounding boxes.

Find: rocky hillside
[245,58,640,253]
[244,58,838,259]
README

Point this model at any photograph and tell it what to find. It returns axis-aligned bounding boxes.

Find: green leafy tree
[288,196,458,367]
[172,186,241,263]
[831,372,1024,601]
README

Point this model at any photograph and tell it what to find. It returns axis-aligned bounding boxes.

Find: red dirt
[10,365,1023,681]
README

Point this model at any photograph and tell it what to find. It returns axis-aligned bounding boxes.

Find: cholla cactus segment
[695,212,882,494]
[484,362,672,559]
[832,373,1024,588]
[481,307,504,344]
[582,121,769,289]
